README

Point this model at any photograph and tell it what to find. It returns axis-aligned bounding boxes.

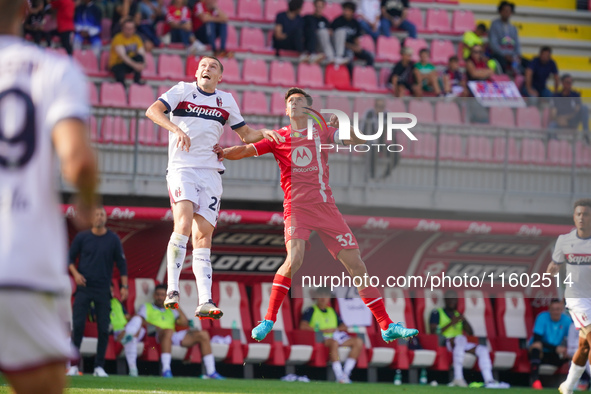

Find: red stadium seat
[425,8,451,34]
[142,52,158,79]
[325,64,352,90]
[489,106,515,128]
[224,24,239,51]
[466,136,493,162]
[158,54,184,80]
[88,82,99,106]
[73,49,99,75]
[516,106,542,129]
[297,63,324,89]
[269,60,295,86]
[521,138,545,164]
[405,8,425,33]
[302,1,314,15]
[128,278,157,315]
[239,27,271,53]
[101,116,130,144]
[492,137,519,164]
[100,50,110,72]
[89,116,99,141]
[452,10,475,34]
[271,91,286,116]
[326,96,352,114]
[101,18,111,43]
[242,58,268,84]
[412,132,436,159]
[242,91,268,115]
[352,66,383,92]
[218,57,241,84]
[495,292,534,340]
[491,74,511,82]
[435,101,462,125]
[218,0,236,18]
[376,36,401,63]
[404,38,429,62]
[323,2,342,21]
[353,97,374,116]
[408,99,434,124]
[547,139,573,167]
[576,141,591,167]
[128,84,155,109]
[379,67,392,87]
[430,39,455,65]
[264,0,287,22]
[158,128,169,146]
[186,55,200,78]
[359,35,375,53]
[135,118,158,145]
[99,82,127,107]
[439,134,463,159]
[237,0,263,21]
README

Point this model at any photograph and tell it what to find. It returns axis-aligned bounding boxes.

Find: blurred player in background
[221,87,418,343]
[547,199,591,394]
[0,1,98,392]
[145,56,283,320]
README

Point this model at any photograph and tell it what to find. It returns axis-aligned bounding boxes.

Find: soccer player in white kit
[547,199,591,394]
[0,1,98,392]
[146,56,283,319]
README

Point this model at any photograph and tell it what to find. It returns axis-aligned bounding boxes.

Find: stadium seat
[297,63,325,89]
[89,116,99,141]
[128,278,157,315]
[324,2,342,21]
[359,35,375,54]
[101,18,111,43]
[495,292,534,339]
[269,60,296,87]
[128,84,155,109]
[408,100,434,124]
[326,96,352,114]
[100,50,110,72]
[325,64,353,90]
[242,91,269,115]
[237,0,263,21]
[352,66,383,92]
[239,27,271,54]
[73,49,99,76]
[452,10,475,34]
[466,136,493,162]
[547,139,573,167]
[271,91,287,116]
[242,58,268,85]
[218,0,236,18]
[353,97,374,117]
[105,116,132,144]
[404,38,429,63]
[135,118,158,145]
[217,57,241,84]
[186,56,200,78]
[434,101,462,125]
[224,24,239,51]
[264,0,286,22]
[88,82,99,106]
[302,1,314,15]
[411,132,436,159]
[439,134,463,159]
[489,106,516,128]
[376,36,401,63]
[406,8,425,33]
[142,52,158,80]
[413,289,445,334]
[425,8,451,34]
[521,138,546,164]
[158,54,184,80]
[492,137,519,164]
[99,82,127,107]
[516,106,542,130]
[576,141,591,167]
[430,39,455,65]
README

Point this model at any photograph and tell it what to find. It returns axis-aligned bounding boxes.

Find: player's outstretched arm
[222,144,258,160]
[145,100,191,152]
[233,124,285,144]
[328,114,365,146]
[547,261,559,275]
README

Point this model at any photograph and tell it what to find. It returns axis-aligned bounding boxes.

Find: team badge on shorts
[175,187,182,198]
[216,96,222,107]
[287,226,296,236]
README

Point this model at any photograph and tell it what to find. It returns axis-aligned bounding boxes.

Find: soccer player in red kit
[221,87,418,343]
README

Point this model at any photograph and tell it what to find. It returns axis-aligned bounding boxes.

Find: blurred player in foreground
[0,1,98,392]
[146,56,283,319]
[547,199,591,394]
[221,87,418,343]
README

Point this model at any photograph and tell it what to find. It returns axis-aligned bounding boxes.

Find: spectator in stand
[331,1,374,66]
[73,0,103,56]
[135,0,166,50]
[300,288,363,384]
[522,46,559,98]
[529,299,571,390]
[48,0,75,55]
[549,74,590,142]
[443,56,466,97]
[462,23,487,60]
[108,18,146,86]
[430,291,499,388]
[273,0,305,58]
[357,0,386,42]
[466,45,493,82]
[380,0,416,39]
[489,1,521,76]
[303,0,335,64]
[111,0,139,37]
[388,47,417,97]
[24,0,48,46]
[193,0,229,57]
[167,0,205,54]
[414,48,442,97]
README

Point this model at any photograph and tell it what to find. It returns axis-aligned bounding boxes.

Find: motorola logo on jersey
[292,146,313,167]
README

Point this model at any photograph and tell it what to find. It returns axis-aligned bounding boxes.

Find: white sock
[125,316,143,336]
[343,358,356,377]
[565,363,587,390]
[124,337,138,371]
[475,345,494,383]
[161,353,172,372]
[332,361,344,380]
[203,353,216,376]
[192,248,212,304]
[453,335,466,381]
[167,233,189,292]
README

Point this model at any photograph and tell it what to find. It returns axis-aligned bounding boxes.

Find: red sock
[264,274,291,322]
[359,287,393,331]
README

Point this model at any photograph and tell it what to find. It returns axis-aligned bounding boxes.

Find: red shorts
[284,203,358,259]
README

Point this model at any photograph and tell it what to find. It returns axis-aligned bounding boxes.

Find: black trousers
[71,287,111,369]
[111,54,144,86]
[273,33,304,54]
[59,30,73,55]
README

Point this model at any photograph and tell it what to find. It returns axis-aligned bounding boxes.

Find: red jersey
[193,2,218,31]
[252,124,338,212]
[51,0,75,32]
[167,5,191,24]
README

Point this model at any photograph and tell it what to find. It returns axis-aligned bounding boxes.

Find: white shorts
[167,168,223,227]
[567,298,591,336]
[0,290,74,372]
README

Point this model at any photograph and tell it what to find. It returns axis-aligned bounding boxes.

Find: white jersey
[159,82,245,173]
[552,229,591,310]
[0,37,89,294]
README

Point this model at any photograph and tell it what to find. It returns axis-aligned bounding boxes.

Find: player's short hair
[574,199,591,211]
[550,298,563,305]
[476,23,487,32]
[540,46,552,54]
[341,1,356,11]
[284,87,313,106]
[121,17,135,27]
[288,0,304,12]
[155,284,168,292]
[448,55,459,63]
[0,0,25,28]
[497,1,515,13]
[200,55,224,73]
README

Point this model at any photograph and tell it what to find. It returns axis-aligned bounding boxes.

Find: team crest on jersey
[287,226,296,236]
[583,313,588,322]
[175,187,182,198]
[216,96,222,107]
[193,94,197,99]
